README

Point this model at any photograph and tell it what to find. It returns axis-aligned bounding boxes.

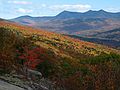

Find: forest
[0,24,120,90]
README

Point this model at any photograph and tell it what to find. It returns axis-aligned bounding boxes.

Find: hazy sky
[0,0,120,19]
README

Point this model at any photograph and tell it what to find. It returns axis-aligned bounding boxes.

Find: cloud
[8,1,32,5]
[106,7,120,12]
[17,8,33,13]
[41,4,47,8]
[49,4,91,12]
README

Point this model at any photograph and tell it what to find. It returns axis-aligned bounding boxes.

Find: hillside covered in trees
[0,20,120,90]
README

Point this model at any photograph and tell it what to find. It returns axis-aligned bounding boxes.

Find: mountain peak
[98,9,107,13]
[14,15,33,20]
[85,9,107,13]
[99,9,105,11]
[20,15,32,18]
[55,10,76,18]
[87,10,94,12]
[59,10,73,15]
[62,10,70,13]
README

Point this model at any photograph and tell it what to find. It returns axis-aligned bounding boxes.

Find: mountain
[10,10,120,48]
[55,10,120,19]
[1,19,120,90]
[11,10,120,35]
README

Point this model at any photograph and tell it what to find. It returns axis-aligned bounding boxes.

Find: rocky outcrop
[0,69,57,90]
[0,80,25,90]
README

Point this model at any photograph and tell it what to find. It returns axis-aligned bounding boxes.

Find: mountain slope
[67,35,120,48]
[93,28,120,40]
[0,20,120,90]
[76,28,120,48]
[0,19,117,56]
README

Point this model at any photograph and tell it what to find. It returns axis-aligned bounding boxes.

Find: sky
[0,0,120,19]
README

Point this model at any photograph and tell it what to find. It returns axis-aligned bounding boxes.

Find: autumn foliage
[17,46,45,69]
[0,21,120,90]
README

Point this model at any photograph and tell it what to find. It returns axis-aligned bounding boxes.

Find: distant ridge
[10,9,120,36]
[11,10,120,19]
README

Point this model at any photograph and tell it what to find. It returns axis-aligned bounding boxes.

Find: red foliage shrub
[18,46,45,69]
